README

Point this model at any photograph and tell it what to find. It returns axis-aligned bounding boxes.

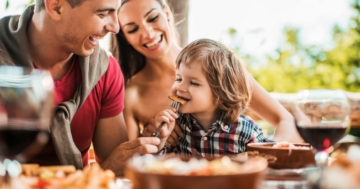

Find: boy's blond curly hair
[176,38,252,124]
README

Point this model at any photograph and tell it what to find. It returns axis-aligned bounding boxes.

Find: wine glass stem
[312,151,328,189]
[315,151,328,167]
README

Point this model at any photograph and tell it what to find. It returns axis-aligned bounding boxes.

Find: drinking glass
[293,89,351,166]
[0,66,54,180]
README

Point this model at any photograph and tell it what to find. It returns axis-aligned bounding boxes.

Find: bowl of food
[247,142,316,169]
[125,154,268,189]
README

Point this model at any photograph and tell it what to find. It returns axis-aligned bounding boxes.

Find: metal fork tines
[151,101,180,137]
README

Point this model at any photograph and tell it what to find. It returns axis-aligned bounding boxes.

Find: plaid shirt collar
[181,113,231,133]
[172,113,272,156]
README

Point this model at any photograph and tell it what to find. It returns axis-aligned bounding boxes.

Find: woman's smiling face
[118,0,173,60]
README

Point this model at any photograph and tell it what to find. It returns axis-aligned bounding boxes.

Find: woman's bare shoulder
[125,81,140,105]
[124,75,150,107]
[126,71,149,87]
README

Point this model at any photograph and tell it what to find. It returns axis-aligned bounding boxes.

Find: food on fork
[168,95,188,105]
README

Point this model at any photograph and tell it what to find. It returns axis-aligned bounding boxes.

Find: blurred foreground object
[126,154,267,189]
[18,162,124,189]
[0,66,54,188]
[307,145,360,189]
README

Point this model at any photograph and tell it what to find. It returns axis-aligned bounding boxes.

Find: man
[0,0,160,176]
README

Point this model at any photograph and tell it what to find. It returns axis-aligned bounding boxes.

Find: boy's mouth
[178,96,190,102]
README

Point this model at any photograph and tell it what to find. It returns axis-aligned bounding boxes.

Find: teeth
[145,36,162,48]
[90,36,104,41]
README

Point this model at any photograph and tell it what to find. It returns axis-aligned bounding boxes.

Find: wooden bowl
[247,143,316,169]
[125,154,268,189]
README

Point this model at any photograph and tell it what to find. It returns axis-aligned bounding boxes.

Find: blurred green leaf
[228,28,237,36]
[26,0,35,7]
[6,0,9,9]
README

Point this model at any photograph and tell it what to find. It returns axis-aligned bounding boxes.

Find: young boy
[147,38,273,156]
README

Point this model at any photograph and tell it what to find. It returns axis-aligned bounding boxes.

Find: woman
[111,0,303,145]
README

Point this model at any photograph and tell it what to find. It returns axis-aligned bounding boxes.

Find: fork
[151,101,181,137]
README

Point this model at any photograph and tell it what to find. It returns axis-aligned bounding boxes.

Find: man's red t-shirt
[31,56,124,167]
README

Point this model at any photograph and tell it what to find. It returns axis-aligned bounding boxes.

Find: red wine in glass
[0,126,49,161]
[296,125,347,151]
[294,89,351,189]
[0,66,54,184]
[294,89,351,151]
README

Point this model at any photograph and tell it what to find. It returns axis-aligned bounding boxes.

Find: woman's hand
[246,74,304,143]
[272,119,304,143]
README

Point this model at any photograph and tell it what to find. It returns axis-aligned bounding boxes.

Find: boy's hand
[153,108,178,138]
[142,108,178,152]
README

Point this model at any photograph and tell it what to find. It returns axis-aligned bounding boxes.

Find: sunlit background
[2,0,352,56]
[1,0,359,93]
[1,0,359,136]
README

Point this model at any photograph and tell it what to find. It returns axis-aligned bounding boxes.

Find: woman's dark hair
[110,32,146,82]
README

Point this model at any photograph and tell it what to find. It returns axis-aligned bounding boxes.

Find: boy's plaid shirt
[173,113,273,156]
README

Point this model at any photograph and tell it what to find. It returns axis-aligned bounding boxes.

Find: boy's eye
[148,15,159,22]
[190,81,199,86]
[175,78,182,82]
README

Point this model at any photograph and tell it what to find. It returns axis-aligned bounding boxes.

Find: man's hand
[100,137,161,176]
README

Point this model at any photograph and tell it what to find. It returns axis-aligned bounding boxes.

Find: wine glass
[293,89,351,163]
[0,66,54,182]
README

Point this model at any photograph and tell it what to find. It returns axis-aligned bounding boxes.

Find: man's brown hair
[176,38,252,124]
[36,0,86,11]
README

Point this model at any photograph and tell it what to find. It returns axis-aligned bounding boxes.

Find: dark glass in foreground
[0,126,49,161]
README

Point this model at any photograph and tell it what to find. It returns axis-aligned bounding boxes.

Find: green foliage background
[228,0,360,93]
